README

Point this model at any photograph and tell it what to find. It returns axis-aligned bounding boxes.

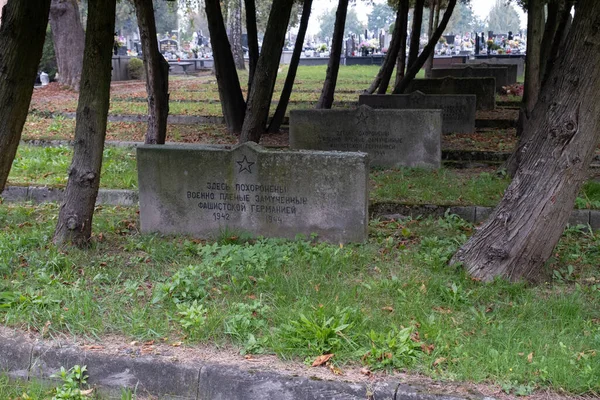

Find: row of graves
[137,61,512,243]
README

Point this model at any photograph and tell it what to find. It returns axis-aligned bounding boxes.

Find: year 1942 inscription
[186,182,309,224]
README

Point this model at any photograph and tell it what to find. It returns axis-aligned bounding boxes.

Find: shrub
[127,57,145,80]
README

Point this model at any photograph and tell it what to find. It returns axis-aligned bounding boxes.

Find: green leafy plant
[51,365,89,400]
[361,327,421,370]
[176,300,207,330]
[127,57,145,80]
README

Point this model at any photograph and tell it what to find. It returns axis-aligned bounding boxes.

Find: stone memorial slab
[289,106,441,169]
[431,66,507,91]
[358,92,476,134]
[471,56,525,77]
[460,62,518,85]
[406,77,496,110]
[137,142,369,243]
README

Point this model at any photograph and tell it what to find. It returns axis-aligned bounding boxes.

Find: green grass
[0,203,598,395]
[8,145,600,210]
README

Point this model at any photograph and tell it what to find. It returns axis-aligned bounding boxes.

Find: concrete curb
[2,186,600,231]
[0,329,474,400]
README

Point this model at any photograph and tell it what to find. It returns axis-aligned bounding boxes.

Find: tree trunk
[539,0,561,83]
[205,0,246,133]
[407,0,425,70]
[450,0,600,283]
[53,0,116,247]
[239,0,294,143]
[229,0,245,70]
[394,0,410,87]
[365,3,404,94]
[506,0,545,176]
[0,0,51,193]
[49,0,85,91]
[543,0,575,86]
[244,0,259,95]
[267,0,313,133]
[133,0,170,145]
[424,0,437,78]
[393,0,457,94]
[315,0,349,109]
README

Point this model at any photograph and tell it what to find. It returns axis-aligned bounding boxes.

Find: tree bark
[365,3,404,94]
[0,0,51,193]
[506,0,545,176]
[53,0,116,247]
[49,0,85,91]
[424,0,437,78]
[267,0,313,133]
[229,0,245,70]
[539,0,562,84]
[205,0,246,133]
[239,0,294,143]
[407,0,425,70]
[244,0,259,95]
[315,0,349,109]
[394,0,410,87]
[393,0,457,94]
[543,0,575,86]
[133,0,170,145]
[450,0,600,283]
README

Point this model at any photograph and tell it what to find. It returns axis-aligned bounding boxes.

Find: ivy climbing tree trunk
[268,0,313,133]
[53,0,116,247]
[407,0,425,70]
[393,0,456,94]
[450,0,600,282]
[316,0,349,109]
[133,0,170,145]
[0,0,51,193]
[244,0,259,95]
[239,0,294,143]
[49,0,85,91]
[205,0,246,133]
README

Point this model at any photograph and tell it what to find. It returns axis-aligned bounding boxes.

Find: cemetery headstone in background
[359,92,476,134]
[289,106,441,169]
[137,142,369,243]
[406,77,496,110]
[431,66,507,91]
[458,63,518,85]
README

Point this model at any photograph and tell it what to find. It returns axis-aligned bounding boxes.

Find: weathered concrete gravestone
[406,77,496,110]
[289,105,441,169]
[358,92,476,134]
[137,142,369,243]
[431,66,507,91]
[458,62,518,85]
[469,56,525,77]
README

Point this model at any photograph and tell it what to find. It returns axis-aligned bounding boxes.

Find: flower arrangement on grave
[317,43,328,53]
[438,36,447,44]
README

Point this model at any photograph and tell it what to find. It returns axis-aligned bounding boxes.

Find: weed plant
[0,203,598,394]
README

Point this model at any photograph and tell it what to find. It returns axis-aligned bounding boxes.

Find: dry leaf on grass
[311,353,334,367]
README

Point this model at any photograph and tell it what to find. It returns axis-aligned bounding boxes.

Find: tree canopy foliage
[318,6,364,41]
[486,0,522,33]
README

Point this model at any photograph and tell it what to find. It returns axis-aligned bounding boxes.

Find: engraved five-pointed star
[236,155,255,173]
[355,109,369,125]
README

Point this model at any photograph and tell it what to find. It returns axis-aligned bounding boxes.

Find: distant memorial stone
[289,106,441,169]
[460,62,518,85]
[431,66,507,91]
[137,142,368,243]
[406,77,496,110]
[358,92,476,134]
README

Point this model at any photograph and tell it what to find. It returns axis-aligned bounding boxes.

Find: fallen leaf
[82,345,104,351]
[433,357,447,367]
[360,367,371,375]
[80,388,94,396]
[381,306,394,312]
[143,340,155,346]
[329,364,343,375]
[527,352,534,363]
[420,344,435,354]
[171,341,183,347]
[312,353,334,367]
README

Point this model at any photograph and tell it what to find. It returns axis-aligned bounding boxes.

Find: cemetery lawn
[8,145,600,209]
[0,203,599,395]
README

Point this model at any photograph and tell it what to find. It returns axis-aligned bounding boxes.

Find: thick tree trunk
[543,0,575,86]
[239,0,294,143]
[133,0,170,145]
[393,0,456,94]
[229,0,245,70]
[450,0,600,283]
[267,0,313,133]
[49,0,85,91]
[424,0,437,78]
[365,4,404,94]
[205,0,246,133]
[506,0,545,176]
[539,0,561,83]
[53,0,116,247]
[244,0,259,94]
[315,0,349,109]
[407,0,425,70]
[0,0,51,193]
[394,0,410,87]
